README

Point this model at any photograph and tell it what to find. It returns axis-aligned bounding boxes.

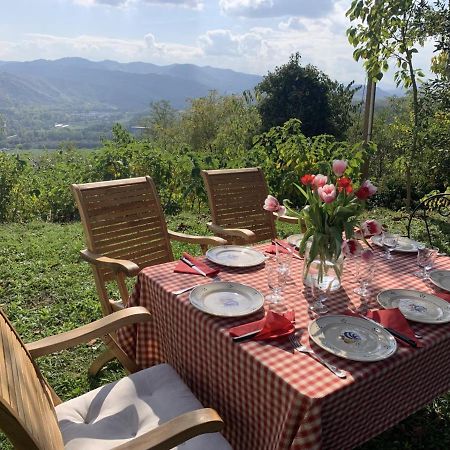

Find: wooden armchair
[201,168,301,245]
[71,176,226,374]
[0,306,230,450]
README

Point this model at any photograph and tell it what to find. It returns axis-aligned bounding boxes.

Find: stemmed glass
[354,255,375,297]
[414,246,439,279]
[265,256,288,303]
[381,232,399,260]
[308,272,337,315]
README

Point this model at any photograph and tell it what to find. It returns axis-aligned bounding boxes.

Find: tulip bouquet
[290,159,380,285]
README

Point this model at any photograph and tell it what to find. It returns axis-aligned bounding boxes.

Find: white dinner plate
[308,315,397,362]
[189,282,264,317]
[377,289,450,324]
[287,234,303,247]
[371,235,421,253]
[206,245,266,268]
[429,270,450,293]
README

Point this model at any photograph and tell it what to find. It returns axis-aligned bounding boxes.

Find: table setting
[116,161,450,450]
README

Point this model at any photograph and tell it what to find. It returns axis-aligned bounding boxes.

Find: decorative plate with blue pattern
[206,246,266,268]
[308,315,397,362]
[377,289,450,324]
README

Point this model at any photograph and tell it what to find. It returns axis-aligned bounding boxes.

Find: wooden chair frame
[202,168,300,245]
[71,176,226,374]
[0,306,224,450]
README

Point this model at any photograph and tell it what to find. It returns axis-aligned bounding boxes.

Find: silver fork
[289,335,346,379]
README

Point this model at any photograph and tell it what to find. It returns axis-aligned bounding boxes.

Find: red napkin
[366,309,423,348]
[174,252,220,277]
[229,310,295,341]
[434,292,450,303]
[266,240,297,255]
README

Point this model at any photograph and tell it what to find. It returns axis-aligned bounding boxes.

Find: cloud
[0,33,201,64]
[219,0,334,18]
[73,0,203,8]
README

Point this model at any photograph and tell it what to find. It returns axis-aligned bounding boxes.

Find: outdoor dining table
[117,244,450,450]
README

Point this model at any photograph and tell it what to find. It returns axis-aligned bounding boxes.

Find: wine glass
[414,246,439,279]
[265,256,288,303]
[381,232,399,260]
[308,272,336,315]
[353,256,375,297]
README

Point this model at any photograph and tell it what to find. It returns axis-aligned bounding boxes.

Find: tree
[346,0,435,208]
[255,53,358,138]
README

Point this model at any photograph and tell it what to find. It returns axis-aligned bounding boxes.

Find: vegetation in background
[255,53,358,139]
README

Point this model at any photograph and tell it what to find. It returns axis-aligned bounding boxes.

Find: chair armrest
[26,307,151,358]
[113,408,224,450]
[168,230,227,247]
[80,249,140,276]
[276,213,299,224]
[207,223,256,241]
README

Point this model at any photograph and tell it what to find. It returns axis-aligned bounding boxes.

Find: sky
[0,0,436,88]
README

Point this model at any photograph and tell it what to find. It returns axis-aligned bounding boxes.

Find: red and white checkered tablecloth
[117,245,450,450]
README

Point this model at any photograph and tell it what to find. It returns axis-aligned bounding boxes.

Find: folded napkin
[229,310,295,341]
[364,308,423,348]
[265,240,297,255]
[434,291,450,303]
[174,252,220,277]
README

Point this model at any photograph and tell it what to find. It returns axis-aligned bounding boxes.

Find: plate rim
[371,235,420,253]
[189,281,264,317]
[377,288,450,324]
[205,245,266,267]
[428,270,450,293]
[308,314,397,362]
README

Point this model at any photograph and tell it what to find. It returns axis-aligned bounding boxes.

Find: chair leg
[88,348,116,377]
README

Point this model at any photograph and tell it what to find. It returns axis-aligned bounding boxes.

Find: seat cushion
[56,363,231,450]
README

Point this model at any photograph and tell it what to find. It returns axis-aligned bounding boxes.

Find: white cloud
[73,0,203,8]
[219,0,334,18]
[0,33,201,64]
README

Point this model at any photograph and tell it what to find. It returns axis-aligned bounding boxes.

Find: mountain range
[0,57,262,111]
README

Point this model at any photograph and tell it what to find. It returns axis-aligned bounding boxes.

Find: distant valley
[0,57,262,149]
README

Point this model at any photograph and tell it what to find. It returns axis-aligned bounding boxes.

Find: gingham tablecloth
[117,246,450,450]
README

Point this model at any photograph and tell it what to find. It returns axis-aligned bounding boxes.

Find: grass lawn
[0,208,449,449]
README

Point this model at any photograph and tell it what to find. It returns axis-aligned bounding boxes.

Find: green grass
[0,209,449,449]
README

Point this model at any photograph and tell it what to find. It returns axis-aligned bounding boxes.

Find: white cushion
[56,364,231,450]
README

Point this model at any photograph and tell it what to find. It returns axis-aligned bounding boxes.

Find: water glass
[381,232,399,260]
[414,246,439,279]
[265,256,288,303]
[353,257,375,297]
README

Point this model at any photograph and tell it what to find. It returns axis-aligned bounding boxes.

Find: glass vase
[302,239,344,292]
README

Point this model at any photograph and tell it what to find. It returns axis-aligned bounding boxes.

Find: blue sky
[0,0,435,87]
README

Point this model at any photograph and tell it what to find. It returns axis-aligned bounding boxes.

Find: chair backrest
[0,308,64,450]
[72,176,174,283]
[407,193,450,248]
[202,168,276,243]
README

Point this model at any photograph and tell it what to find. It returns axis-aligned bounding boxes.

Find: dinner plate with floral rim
[377,289,450,324]
[308,315,397,362]
[429,270,450,293]
[206,245,266,268]
[189,282,264,317]
[371,235,421,253]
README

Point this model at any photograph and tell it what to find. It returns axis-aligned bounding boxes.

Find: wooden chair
[0,306,230,450]
[201,168,301,244]
[71,176,226,374]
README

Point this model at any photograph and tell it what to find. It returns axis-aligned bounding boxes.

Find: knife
[180,256,208,277]
[232,329,261,342]
[359,314,418,348]
[272,240,303,260]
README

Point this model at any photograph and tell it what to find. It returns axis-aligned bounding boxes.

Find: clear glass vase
[302,239,344,292]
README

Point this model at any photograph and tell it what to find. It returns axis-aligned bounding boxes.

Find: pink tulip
[263,195,286,216]
[332,160,347,177]
[313,174,328,188]
[318,184,336,203]
[341,239,363,257]
[361,249,375,263]
[361,219,382,237]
